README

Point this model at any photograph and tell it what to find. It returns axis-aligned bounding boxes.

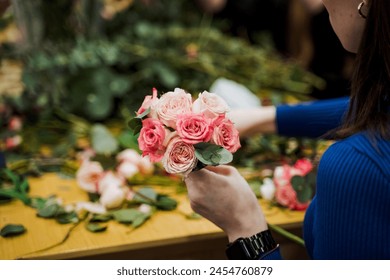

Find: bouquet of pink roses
[129,88,241,175]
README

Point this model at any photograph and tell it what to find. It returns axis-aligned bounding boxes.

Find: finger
[204,165,235,176]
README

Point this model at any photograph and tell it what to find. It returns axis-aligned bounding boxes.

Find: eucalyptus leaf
[155,195,177,210]
[89,213,113,222]
[86,222,107,233]
[296,185,313,203]
[194,143,233,166]
[132,213,150,228]
[111,208,144,224]
[90,124,118,155]
[291,175,305,192]
[55,212,79,224]
[30,197,48,209]
[133,188,158,204]
[37,203,61,218]
[0,224,26,237]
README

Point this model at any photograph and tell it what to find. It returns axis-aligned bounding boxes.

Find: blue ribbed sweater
[262,97,390,260]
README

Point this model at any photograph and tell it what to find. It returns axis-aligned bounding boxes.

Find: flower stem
[268,223,305,247]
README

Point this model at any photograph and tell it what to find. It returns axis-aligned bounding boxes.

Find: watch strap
[226,229,277,260]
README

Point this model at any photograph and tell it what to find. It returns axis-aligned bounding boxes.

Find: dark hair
[336,0,390,139]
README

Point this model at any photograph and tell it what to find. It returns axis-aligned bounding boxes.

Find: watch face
[226,239,253,260]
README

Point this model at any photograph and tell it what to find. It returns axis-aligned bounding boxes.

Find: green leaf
[37,203,61,218]
[133,188,158,204]
[296,185,313,203]
[128,118,143,135]
[86,222,108,233]
[194,143,233,166]
[111,209,144,224]
[3,169,20,186]
[89,213,113,222]
[291,175,305,192]
[55,212,79,224]
[0,189,31,205]
[0,224,26,237]
[90,124,118,155]
[30,197,48,209]
[155,195,178,210]
[132,213,150,228]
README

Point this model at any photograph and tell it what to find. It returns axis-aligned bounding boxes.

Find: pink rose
[211,116,241,153]
[192,91,230,119]
[99,171,124,193]
[76,161,104,193]
[138,118,166,162]
[137,87,159,117]
[154,88,192,128]
[273,165,310,211]
[294,158,313,176]
[162,137,198,175]
[176,113,213,144]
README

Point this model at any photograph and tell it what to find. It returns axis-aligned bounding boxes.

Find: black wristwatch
[225,230,277,260]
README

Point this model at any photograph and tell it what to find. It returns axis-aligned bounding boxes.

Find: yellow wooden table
[0,173,307,260]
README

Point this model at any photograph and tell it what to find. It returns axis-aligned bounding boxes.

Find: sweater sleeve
[276,97,349,139]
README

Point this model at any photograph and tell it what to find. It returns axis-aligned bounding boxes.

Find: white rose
[99,187,126,209]
[117,161,139,179]
[260,178,276,201]
[192,91,230,119]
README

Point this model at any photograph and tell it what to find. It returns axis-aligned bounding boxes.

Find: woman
[185,0,390,260]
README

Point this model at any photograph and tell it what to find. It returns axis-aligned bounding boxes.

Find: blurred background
[0,0,352,172]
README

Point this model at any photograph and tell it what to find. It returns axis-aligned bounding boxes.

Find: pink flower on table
[76,161,104,193]
[116,149,155,175]
[154,88,192,129]
[138,118,166,162]
[273,164,310,211]
[117,161,139,179]
[294,158,313,176]
[162,137,197,175]
[192,91,230,119]
[137,87,159,118]
[99,186,126,209]
[211,116,241,153]
[99,171,125,193]
[176,113,213,144]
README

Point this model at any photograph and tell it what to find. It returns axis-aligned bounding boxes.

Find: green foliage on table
[0,224,26,238]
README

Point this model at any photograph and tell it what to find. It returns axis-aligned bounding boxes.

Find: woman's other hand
[184,165,268,242]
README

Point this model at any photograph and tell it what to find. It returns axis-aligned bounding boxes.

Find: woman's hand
[227,106,277,138]
[184,165,268,242]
